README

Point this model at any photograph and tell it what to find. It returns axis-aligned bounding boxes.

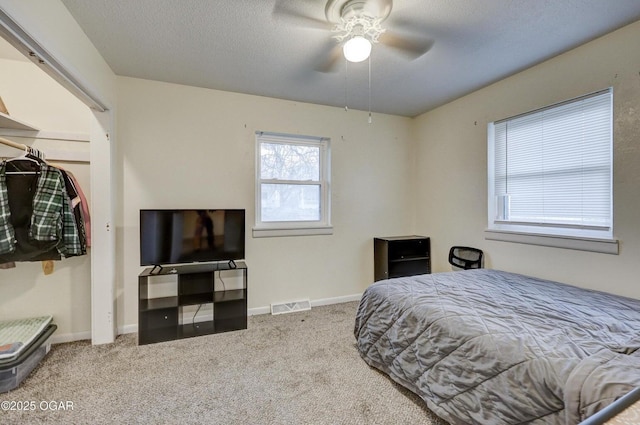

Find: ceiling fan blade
[272,0,332,30]
[313,40,343,73]
[379,31,434,59]
[386,16,431,36]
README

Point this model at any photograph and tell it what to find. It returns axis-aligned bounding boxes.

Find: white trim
[248,306,271,316]
[310,293,362,307]
[484,229,619,254]
[488,221,613,241]
[50,330,92,344]
[255,131,330,145]
[90,110,116,345]
[119,324,138,335]
[252,225,333,238]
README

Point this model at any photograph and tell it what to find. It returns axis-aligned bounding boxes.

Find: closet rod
[0,136,28,151]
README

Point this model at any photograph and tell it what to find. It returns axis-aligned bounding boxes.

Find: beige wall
[116,76,415,328]
[0,55,92,339]
[413,21,640,298]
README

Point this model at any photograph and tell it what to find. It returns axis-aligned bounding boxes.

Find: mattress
[354,269,640,424]
[0,316,53,363]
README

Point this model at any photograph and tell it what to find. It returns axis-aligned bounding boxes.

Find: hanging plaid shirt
[29,164,82,257]
[0,163,17,255]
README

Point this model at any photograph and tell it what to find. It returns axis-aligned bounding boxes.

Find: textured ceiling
[56,0,640,117]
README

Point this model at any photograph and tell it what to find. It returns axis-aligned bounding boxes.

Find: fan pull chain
[368,54,372,124]
[344,58,349,112]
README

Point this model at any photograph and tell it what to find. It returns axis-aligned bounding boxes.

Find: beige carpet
[2,302,448,424]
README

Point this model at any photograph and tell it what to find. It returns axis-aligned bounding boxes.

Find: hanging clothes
[57,168,90,250]
[0,161,20,255]
[0,154,86,263]
[32,163,82,257]
[65,170,91,248]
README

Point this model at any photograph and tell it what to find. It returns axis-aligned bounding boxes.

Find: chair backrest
[449,246,483,270]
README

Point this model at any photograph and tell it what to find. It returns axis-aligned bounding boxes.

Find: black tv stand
[138,261,248,345]
[149,264,164,275]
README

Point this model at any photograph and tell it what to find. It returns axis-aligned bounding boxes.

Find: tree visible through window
[255,132,331,236]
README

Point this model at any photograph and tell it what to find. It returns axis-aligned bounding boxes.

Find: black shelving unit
[138,262,247,345]
[374,236,431,281]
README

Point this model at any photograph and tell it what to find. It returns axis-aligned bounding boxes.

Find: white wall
[413,20,640,299]
[0,55,92,340]
[117,76,415,328]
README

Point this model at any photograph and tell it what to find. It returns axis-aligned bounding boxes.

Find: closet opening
[0,22,114,345]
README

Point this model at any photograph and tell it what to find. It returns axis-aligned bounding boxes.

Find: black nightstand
[374,236,431,281]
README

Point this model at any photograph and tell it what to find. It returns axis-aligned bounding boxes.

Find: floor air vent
[270,299,311,315]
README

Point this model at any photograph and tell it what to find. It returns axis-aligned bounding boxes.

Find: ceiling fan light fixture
[343,35,371,62]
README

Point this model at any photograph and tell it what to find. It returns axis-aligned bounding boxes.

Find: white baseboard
[248,306,271,316]
[50,330,92,345]
[250,293,362,315]
[51,293,363,344]
[120,324,138,335]
[310,293,362,307]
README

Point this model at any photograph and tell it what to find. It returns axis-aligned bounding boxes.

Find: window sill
[484,229,619,254]
[252,226,333,238]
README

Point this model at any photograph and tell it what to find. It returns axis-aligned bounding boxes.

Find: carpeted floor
[1,301,448,424]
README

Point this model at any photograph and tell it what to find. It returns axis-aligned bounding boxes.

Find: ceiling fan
[273,0,433,72]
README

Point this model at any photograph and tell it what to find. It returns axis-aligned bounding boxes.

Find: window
[254,132,331,237]
[487,89,617,253]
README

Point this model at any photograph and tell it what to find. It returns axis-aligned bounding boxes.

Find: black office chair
[448,246,483,270]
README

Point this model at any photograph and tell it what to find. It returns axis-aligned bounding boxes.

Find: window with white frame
[254,132,331,237]
[487,88,615,249]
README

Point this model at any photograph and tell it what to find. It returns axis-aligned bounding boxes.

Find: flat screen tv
[139,209,245,267]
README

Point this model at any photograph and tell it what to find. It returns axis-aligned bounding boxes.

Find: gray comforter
[354,269,640,424]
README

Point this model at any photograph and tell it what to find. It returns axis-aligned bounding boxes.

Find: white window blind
[489,88,612,239]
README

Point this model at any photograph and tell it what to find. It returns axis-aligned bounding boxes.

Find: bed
[354,269,640,424]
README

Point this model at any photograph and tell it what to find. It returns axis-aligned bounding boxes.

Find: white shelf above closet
[0,111,38,131]
[0,113,89,162]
